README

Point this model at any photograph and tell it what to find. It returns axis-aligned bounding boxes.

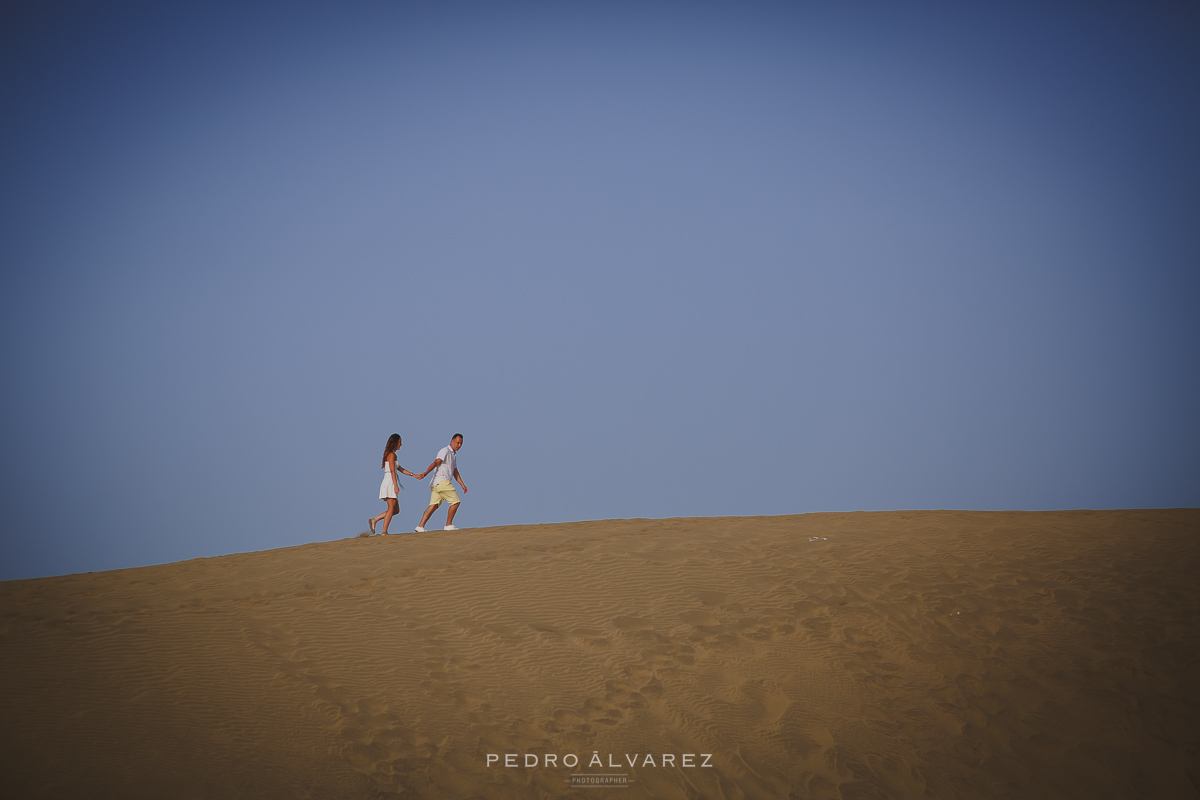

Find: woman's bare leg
[367,506,386,537]
[380,498,399,535]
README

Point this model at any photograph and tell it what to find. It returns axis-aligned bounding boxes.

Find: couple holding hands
[369,433,468,536]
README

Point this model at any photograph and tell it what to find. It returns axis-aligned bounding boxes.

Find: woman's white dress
[379,460,401,500]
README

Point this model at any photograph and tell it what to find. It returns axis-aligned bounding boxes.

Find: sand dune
[1,510,1198,798]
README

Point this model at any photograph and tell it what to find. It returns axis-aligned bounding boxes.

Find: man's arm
[454,467,468,493]
[417,458,442,481]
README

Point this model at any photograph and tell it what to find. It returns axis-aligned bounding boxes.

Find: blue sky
[2,1,1198,580]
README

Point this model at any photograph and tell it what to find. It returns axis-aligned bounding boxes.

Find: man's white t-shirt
[430,445,456,488]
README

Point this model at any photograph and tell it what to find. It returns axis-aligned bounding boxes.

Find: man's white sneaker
[444,525,459,531]
[414,526,426,533]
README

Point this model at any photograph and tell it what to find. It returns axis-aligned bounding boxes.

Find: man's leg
[445,502,461,527]
[418,503,439,530]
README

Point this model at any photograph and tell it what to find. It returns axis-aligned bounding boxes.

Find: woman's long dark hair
[381,433,401,467]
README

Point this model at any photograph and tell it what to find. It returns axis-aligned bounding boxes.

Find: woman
[369,433,419,535]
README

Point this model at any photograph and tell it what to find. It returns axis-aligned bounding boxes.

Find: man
[415,433,469,532]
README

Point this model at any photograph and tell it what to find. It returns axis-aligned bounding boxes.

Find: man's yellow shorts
[429,480,461,507]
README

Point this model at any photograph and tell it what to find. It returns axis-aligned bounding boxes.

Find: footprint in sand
[737,678,792,726]
[612,615,654,631]
[571,627,612,650]
[680,609,719,626]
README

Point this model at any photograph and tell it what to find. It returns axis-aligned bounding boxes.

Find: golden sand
[1,510,1197,798]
